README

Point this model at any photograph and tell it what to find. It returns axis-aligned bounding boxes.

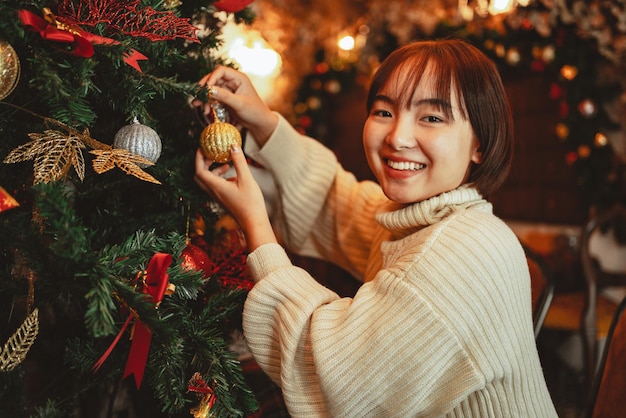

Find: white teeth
[387,160,425,171]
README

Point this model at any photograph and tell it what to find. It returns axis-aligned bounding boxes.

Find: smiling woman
[364,40,513,202]
[193,38,558,417]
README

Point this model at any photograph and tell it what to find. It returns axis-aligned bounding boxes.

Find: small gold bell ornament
[199,102,241,164]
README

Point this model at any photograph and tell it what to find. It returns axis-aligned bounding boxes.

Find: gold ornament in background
[0,38,20,101]
[163,0,183,8]
[199,103,242,163]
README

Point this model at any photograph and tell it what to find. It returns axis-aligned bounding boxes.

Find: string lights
[458,0,532,20]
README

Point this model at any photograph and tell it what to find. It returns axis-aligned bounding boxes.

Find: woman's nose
[386,118,415,150]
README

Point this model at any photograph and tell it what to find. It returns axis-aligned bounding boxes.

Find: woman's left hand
[194,147,277,251]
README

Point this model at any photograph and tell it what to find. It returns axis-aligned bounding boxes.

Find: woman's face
[363,65,482,204]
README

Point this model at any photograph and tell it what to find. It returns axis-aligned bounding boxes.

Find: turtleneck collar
[376,185,488,238]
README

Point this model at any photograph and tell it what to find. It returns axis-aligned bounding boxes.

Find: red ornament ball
[213,0,253,13]
[181,243,215,278]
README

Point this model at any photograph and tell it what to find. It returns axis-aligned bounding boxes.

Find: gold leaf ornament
[3,129,86,184]
[0,309,39,372]
[90,149,162,185]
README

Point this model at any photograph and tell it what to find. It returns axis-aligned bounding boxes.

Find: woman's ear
[471,135,483,164]
[471,149,483,164]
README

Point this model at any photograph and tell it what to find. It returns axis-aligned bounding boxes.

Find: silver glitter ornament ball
[113,117,162,167]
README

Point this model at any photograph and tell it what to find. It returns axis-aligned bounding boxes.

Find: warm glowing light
[578,144,591,158]
[555,123,570,140]
[459,0,524,19]
[488,0,515,14]
[228,39,281,77]
[338,35,355,51]
[594,133,608,147]
[560,65,578,81]
[219,18,282,102]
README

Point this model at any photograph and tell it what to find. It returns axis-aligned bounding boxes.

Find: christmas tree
[0,1,261,417]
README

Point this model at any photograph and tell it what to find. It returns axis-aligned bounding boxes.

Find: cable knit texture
[243,114,558,417]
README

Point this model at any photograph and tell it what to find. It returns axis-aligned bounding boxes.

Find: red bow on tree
[93,252,173,388]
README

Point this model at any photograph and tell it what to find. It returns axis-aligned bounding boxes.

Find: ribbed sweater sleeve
[245,114,383,278]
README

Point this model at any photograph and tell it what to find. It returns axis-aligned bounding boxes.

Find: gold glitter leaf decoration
[90,149,162,185]
[0,104,162,185]
[0,308,39,372]
[3,130,86,184]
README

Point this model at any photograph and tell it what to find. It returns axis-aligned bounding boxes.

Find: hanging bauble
[181,242,215,278]
[113,117,162,168]
[199,102,242,164]
[0,38,20,101]
[213,0,254,13]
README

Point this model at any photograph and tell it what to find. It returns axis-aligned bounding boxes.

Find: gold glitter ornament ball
[0,39,20,101]
[199,120,242,163]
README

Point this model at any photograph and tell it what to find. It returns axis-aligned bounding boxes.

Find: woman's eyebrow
[411,98,452,109]
[373,94,394,105]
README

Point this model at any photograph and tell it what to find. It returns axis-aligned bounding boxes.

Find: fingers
[229,145,251,180]
[194,147,247,190]
[199,66,244,91]
[195,147,213,173]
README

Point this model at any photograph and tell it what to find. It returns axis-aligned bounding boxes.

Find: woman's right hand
[197,66,279,146]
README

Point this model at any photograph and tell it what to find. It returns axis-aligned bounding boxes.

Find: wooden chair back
[524,244,555,338]
[580,205,626,395]
[587,296,626,418]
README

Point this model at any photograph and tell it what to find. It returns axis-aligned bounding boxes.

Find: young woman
[194,38,558,417]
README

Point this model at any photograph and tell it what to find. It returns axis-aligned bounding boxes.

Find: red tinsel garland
[192,227,255,292]
[56,0,199,43]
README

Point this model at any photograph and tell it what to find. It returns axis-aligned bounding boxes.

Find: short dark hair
[366,38,514,196]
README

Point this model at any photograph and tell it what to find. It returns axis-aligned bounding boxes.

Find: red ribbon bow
[93,252,173,388]
[17,8,148,72]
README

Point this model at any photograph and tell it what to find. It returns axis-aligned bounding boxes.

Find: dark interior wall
[491,72,585,225]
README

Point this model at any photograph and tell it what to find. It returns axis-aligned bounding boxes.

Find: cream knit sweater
[242,115,558,417]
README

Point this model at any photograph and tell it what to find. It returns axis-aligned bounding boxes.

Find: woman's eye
[372,109,392,117]
[422,115,443,123]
